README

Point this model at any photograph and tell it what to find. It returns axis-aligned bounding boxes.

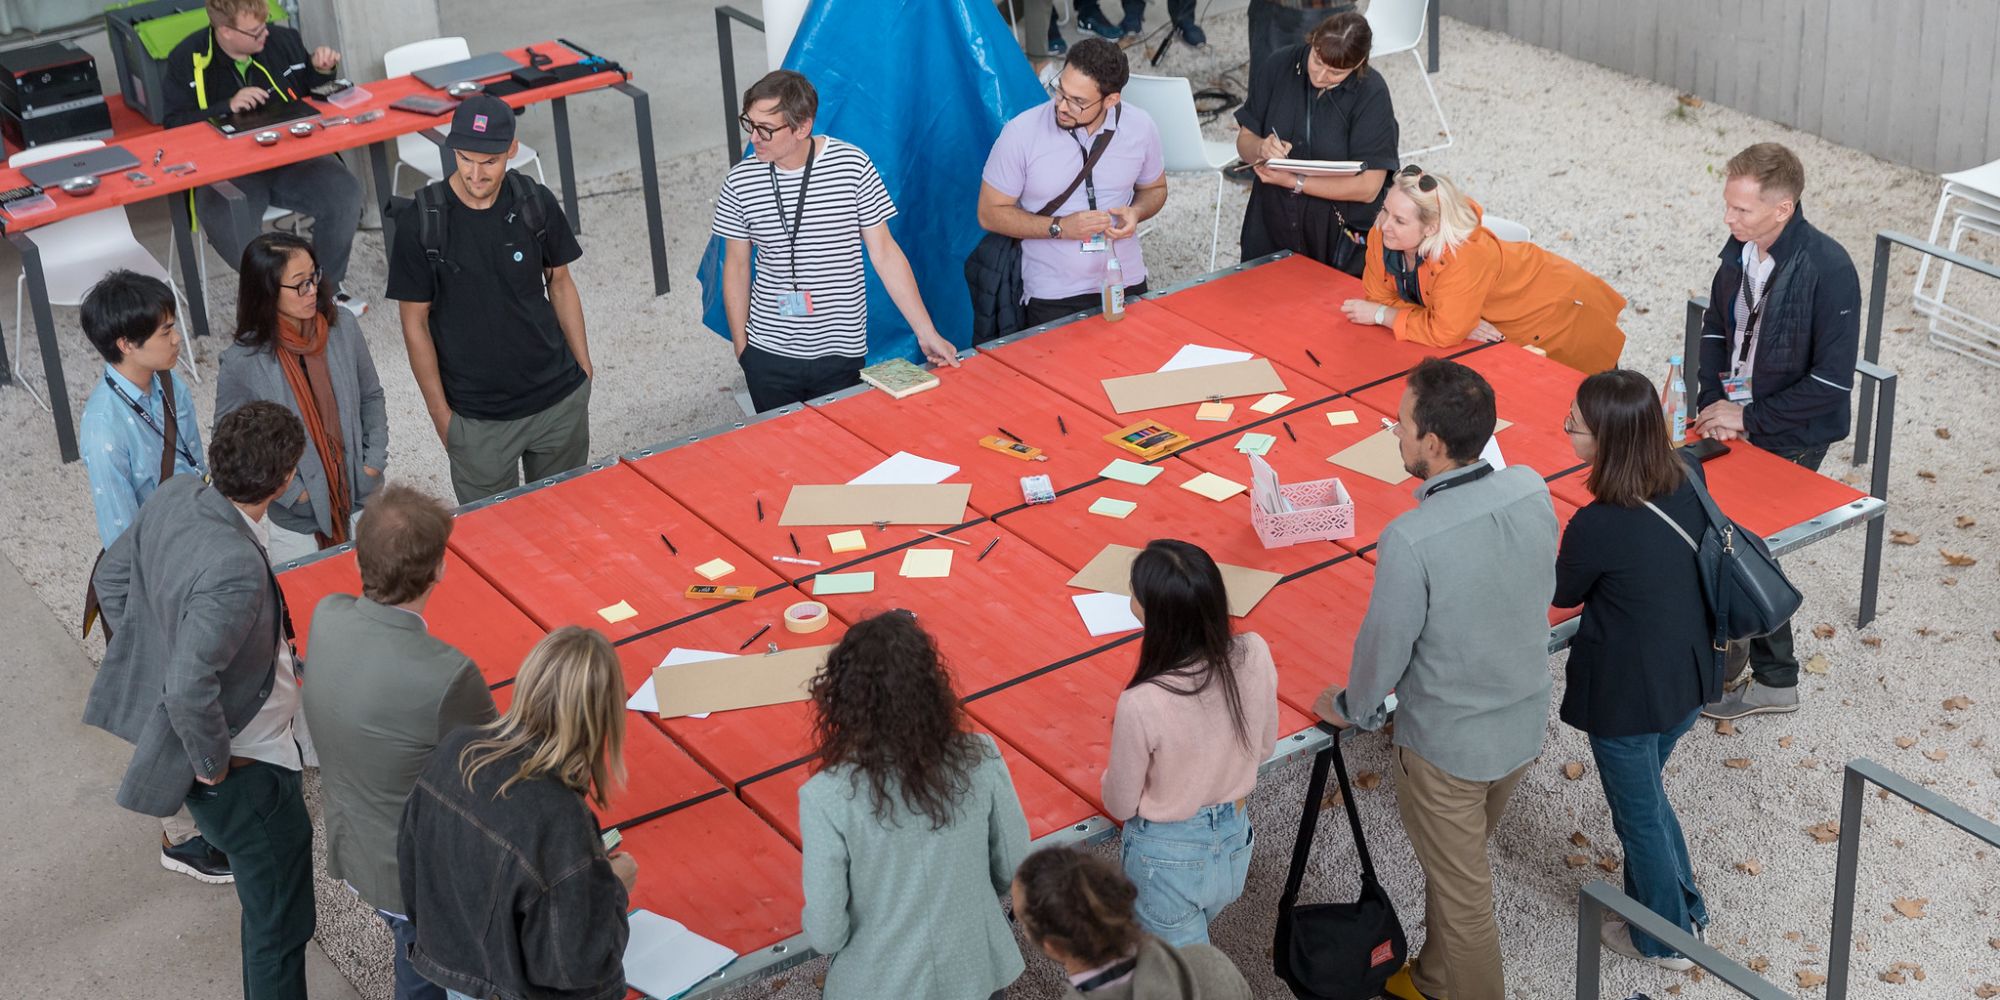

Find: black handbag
[1274,728,1407,999]
[964,119,1116,346]
[1646,473,1802,642]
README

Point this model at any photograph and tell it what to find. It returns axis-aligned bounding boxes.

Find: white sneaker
[1601,918,1695,971]
[336,289,368,318]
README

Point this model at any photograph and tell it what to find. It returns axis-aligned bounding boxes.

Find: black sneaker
[1177,19,1207,46]
[161,835,233,884]
[1046,14,1068,55]
[1076,12,1124,39]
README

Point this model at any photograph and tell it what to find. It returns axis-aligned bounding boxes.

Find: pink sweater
[1100,633,1280,823]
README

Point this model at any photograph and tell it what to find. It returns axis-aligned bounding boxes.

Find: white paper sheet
[627,648,734,718]
[847,451,960,486]
[621,909,738,1000]
[1071,592,1144,637]
[1479,435,1507,472]
[1158,344,1254,372]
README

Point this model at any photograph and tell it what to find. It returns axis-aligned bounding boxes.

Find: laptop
[413,53,525,89]
[20,146,141,187]
[209,98,321,138]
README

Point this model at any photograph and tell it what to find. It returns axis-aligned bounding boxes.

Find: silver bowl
[445,80,481,97]
[288,121,316,137]
[254,130,281,146]
[59,175,99,196]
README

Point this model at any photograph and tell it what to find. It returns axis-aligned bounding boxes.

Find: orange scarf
[276,313,351,547]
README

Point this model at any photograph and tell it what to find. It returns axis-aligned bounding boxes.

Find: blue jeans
[376,910,444,1000]
[1119,801,1253,946]
[1589,709,1709,958]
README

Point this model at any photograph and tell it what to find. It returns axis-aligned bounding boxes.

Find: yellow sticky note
[899,548,954,578]
[1089,497,1138,519]
[827,530,866,553]
[597,600,637,624]
[1180,472,1248,502]
[1196,401,1234,421]
[1249,393,1294,414]
[694,558,735,581]
[1326,410,1359,426]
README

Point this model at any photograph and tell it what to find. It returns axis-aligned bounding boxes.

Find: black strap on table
[1281,728,1379,909]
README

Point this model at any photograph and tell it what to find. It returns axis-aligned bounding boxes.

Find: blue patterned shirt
[79,364,207,547]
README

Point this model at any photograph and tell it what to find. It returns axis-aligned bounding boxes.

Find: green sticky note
[1088,497,1138,519]
[1234,432,1277,456]
[812,571,876,595]
[1099,459,1163,485]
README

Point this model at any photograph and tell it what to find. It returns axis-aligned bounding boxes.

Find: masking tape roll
[784,600,830,634]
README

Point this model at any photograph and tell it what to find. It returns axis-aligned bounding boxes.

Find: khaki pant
[162,804,200,846]
[445,379,592,505]
[1393,745,1529,1000]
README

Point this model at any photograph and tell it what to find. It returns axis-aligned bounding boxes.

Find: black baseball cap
[445,95,515,154]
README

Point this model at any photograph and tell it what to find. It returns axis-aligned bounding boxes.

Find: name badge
[1080,233,1108,253]
[779,290,814,317]
[1723,375,1753,402]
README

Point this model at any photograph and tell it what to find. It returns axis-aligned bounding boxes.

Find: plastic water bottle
[1101,254,1126,322]
[1662,354,1688,444]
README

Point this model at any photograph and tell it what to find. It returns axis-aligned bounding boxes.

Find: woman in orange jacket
[1340,166,1627,374]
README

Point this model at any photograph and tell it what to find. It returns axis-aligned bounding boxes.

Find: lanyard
[765,140,818,290]
[1734,257,1769,375]
[1063,104,1119,212]
[1074,957,1140,993]
[1422,461,1492,499]
[105,375,202,471]
[1384,242,1425,306]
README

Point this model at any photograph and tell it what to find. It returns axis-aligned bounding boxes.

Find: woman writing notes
[1343,167,1628,374]
[1234,13,1398,276]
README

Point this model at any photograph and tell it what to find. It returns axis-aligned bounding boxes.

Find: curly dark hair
[809,610,982,830]
[209,400,304,504]
[1064,37,1129,97]
[1015,845,1143,968]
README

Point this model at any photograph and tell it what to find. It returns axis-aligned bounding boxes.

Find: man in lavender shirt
[979,38,1168,328]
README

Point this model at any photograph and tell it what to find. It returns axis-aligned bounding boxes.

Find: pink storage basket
[1251,477,1356,548]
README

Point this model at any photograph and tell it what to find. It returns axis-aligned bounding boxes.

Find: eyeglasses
[1046,80,1105,116]
[1562,414,1593,437]
[1399,164,1440,192]
[218,17,270,41]
[737,114,787,142]
[279,269,321,296]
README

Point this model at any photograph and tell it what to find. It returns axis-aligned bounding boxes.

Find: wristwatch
[1048,217,1064,239]
[1292,175,1306,195]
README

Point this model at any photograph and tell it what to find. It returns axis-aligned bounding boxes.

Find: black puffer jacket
[964,232,1028,346]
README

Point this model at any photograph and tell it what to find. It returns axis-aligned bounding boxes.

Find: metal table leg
[614,82,669,295]
[1426,0,1440,73]
[170,193,214,343]
[550,95,582,235]
[8,231,79,462]
[367,141,398,260]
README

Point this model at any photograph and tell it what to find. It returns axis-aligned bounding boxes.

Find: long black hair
[234,231,335,350]
[809,610,983,829]
[1127,539,1250,748]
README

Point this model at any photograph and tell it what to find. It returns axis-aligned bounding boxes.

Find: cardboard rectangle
[1180,472,1249,502]
[898,549,954,578]
[1100,459,1163,485]
[1250,393,1294,414]
[812,572,876,595]
[1088,497,1137,519]
[1099,358,1286,413]
[1327,428,1410,485]
[652,644,832,718]
[1065,543,1283,617]
[827,530,866,553]
[779,483,972,526]
[693,558,735,581]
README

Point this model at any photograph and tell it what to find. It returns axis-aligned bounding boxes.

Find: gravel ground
[5,9,1996,1000]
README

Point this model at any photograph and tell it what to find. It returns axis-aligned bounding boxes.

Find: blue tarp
[694,0,1049,362]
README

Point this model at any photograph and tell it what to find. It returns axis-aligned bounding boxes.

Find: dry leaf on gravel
[1885,962,1926,982]
[1942,549,1979,567]
[1891,530,1920,545]
[1664,986,1680,996]
[1747,956,1770,973]
[1925,748,1949,762]
[1891,897,1928,919]
[1735,859,1762,875]
[1779,735,1795,748]
[1812,623,1836,639]
[1895,736,1918,749]
[1917,470,1936,480]
[1977,985,1999,999]
[1993,630,2000,642]
[1570,831,1591,848]
[1714,719,1736,736]
[1804,653,1830,674]
[1724,758,1753,769]
[1959,515,1978,528]
[1785,931,1803,942]
[1935,427,1952,439]
[1807,821,1840,843]
[1562,761,1585,780]
[1861,636,1883,648]
[1564,854,1590,869]
[1797,970,1827,988]
[1319,788,1344,811]
[1676,93,1703,108]
[1354,771,1382,790]
[1595,857,1620,873]
[1990,936,2000,949]
[1944,695,1973,711]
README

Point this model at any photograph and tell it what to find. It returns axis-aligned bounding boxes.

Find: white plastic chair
[1911,156,2000,367]
[7,140,197,411]
[1366,0,1452,158]
[167,203,297,306]
[1482,215,1531,243]
[1120,74,1238,270]
[383,37,545,193]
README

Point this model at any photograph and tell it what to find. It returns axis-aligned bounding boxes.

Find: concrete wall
[1444,0,2000,174]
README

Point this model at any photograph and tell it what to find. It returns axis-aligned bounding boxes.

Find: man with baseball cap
[388,95,593,504]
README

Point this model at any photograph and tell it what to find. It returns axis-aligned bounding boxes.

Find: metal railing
[716,6,767,162]
[1853,230,2000,463]
[1575,881,1791,999]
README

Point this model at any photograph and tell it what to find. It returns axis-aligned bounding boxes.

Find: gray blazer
[800,735,1030,1000]
[82,475,288,816]
[215,310,388,537]
[302,594,496,914]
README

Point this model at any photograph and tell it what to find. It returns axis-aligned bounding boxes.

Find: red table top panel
[811,355,1133,516]
[0,41,623,233]
[1352,374,1584,482]
[620,794,805,956]
[278,548,546,687]
[808,525,1108,695]
[1549,439,1868,539]
[737,726,1097,848]
[983,298,1339,429]
[1234,559,1377,717]
[594,717,723,830]
[613,593,839,787]
[448,464,783,641]
[1146,255,1459,392]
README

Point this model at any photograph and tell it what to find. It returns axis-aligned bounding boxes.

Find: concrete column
[316,0,443,226]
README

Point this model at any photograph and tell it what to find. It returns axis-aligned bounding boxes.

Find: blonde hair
[1392,168,1482,262]
[1725,142,1805,201]
[460,627,627,808]
[207,0,266,21]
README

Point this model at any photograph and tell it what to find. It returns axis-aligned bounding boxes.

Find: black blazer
[1553,462,1719,737]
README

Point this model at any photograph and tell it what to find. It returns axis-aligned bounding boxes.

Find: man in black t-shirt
[387,95,592,504]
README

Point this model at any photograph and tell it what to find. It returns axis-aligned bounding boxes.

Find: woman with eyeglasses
[1341,166,1628,374]
[1235,12,1398,277]
[1553,369,1716,972]
[215,231,386,563]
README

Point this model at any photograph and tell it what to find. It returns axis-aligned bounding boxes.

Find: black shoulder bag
[963,123,1115,345]
[1274,728,1407,999]
[1645,472,1802,642]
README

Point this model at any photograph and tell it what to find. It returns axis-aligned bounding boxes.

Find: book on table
[859,358,939,399]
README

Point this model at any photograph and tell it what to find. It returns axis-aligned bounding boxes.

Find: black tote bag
[1273,728,1408,999]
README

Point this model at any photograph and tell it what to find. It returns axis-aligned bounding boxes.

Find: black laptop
[209,98,321,138]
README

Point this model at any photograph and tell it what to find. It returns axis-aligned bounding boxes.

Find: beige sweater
[1101,633,1280,822]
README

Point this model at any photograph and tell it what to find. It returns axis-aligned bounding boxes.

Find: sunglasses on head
[1399,164,1439,192]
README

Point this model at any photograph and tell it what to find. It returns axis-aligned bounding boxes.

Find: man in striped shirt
[714,71,959,413]
[1693,142,1860,721]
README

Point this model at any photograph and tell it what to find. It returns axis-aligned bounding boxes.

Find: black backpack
[406,169,548,278]
[1274,728,1408,999]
